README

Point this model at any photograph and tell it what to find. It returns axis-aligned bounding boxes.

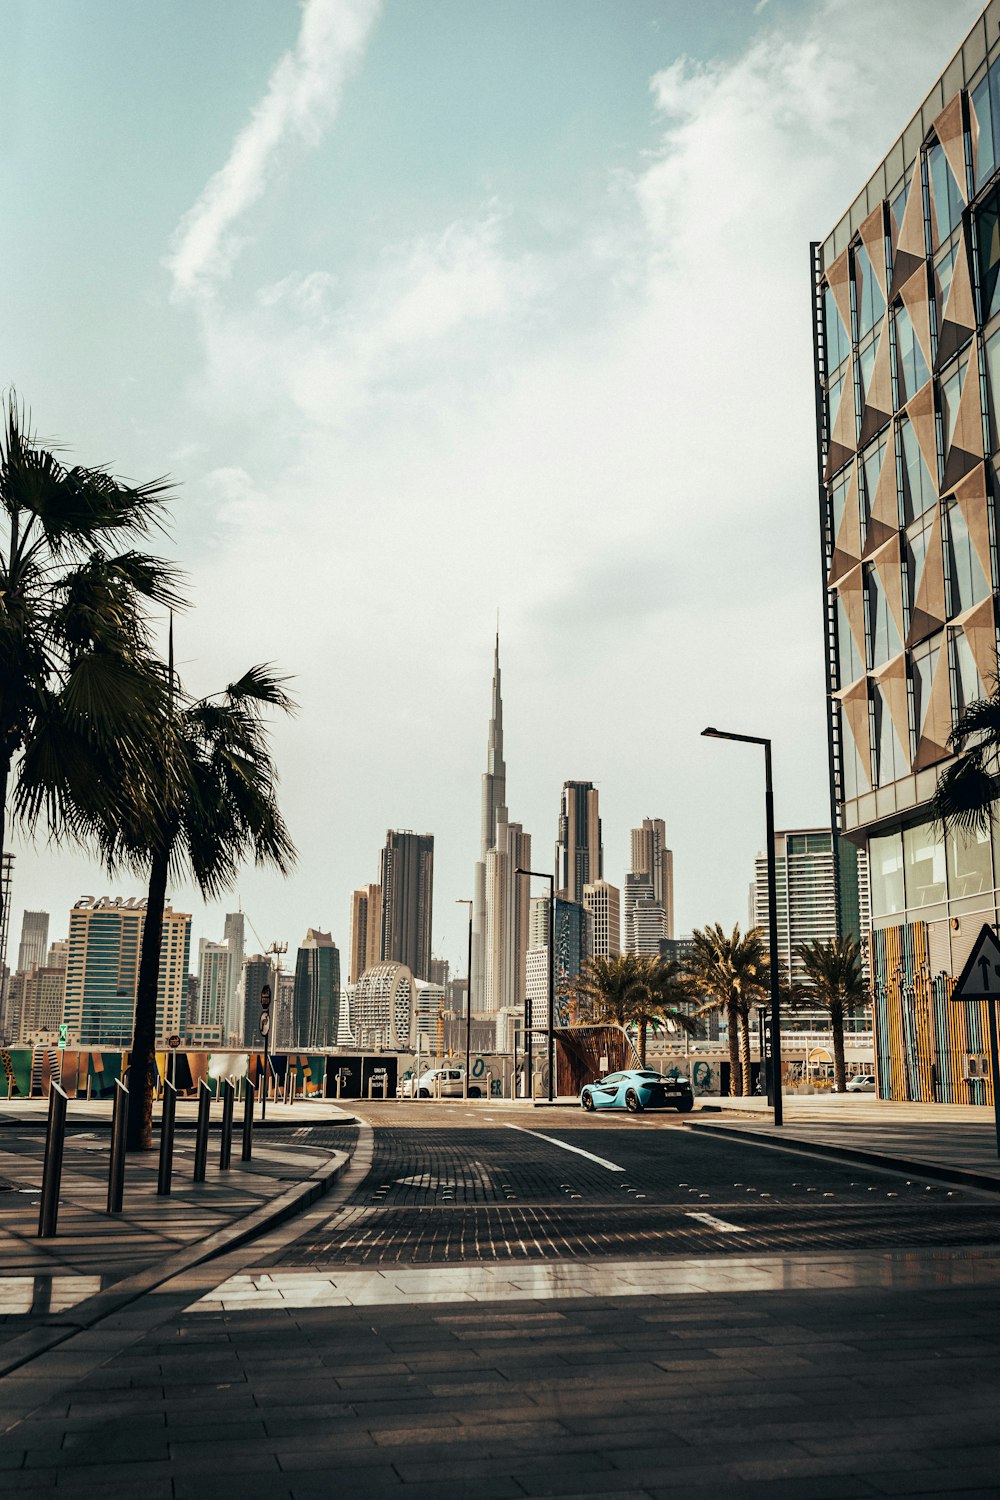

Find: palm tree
[574,953,698,1065]
[688,924,770,1096]
[792,935,868,1093]
[97,658,297,1150]
[623,956,700,1066]
[931,676,1000,833]
[1,394,180,912]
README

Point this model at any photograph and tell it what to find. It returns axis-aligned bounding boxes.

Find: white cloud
[165,0,381,299]
[160,0,982,957]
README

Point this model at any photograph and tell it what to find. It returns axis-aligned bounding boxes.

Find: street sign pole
[259,984,273,1122]
[947,922,1000,1156]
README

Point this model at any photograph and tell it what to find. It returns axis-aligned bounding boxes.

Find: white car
[399,1067,481,1099]
[845,1074,877,1093]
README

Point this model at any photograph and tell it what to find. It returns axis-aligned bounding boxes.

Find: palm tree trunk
[831,1004,847,1094]
[127,840,170,1151]
[727,996,741,1095]
[0,757,8,1042]
[637,1021,647,1067]
[740,1009,752,1096]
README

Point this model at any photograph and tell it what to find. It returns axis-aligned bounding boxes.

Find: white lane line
[505,1123,625,1172]
[685,1211,745,1233]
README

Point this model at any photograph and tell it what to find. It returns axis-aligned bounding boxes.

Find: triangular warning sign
[951,923,1000,1002]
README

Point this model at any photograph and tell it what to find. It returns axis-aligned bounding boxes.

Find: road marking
[504,1123,625,1172]
[685,1210,745,1233]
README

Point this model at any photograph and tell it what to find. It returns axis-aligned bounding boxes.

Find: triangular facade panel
[940,229,976,351]
[906,382,941,490]
[898,263,935,378]
[860,316,894,444]
[863,441,901,557]
[837,565,868,667]
[826,352,857,479]
[826,249,853,345]
[942,351,985,493]
[871,533,907,644]
[828,463,863,585]
[958,596,999,690]
[839,677,872,791]
[913,641,953,770]
[908,507,946,646]
[873,652,911,764]
[951,463,993,586]
[932,94,969,209]
[858,204,889,298]
[891,178,928,295]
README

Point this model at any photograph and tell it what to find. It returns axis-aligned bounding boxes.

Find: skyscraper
[556,782,602,904]
[751,830,871,997]
[380,831,434,980]
[63,896,190,1046]
[17,912,49,974]
[483,818,532,1013]
[349,882,382,983]
[197,939,232,1031]
[583,880,621,958]
[241,954,272,1046]
[472,635,508,1007]
[222,912,245,1042]
[292,929,340,1049]
[623,872,667,955]
[630,818,674,940]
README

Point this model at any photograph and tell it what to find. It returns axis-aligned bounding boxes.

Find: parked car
[845,1074,877,1093]
[398,1067,482,1099]
[580,1069,694,1113]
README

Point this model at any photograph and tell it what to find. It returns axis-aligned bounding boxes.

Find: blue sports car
[580,1069,694,1113]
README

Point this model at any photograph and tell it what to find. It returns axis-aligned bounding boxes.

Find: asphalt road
[268,1104,1000,1267]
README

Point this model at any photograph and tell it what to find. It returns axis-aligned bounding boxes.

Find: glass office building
[813,3,1000,1103]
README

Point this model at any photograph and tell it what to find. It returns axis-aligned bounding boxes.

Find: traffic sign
[950,924,1000,1001]
[258,1012,270,1038]
[57,1024,67,1051]
[260,984,272,1011]
[167,1033,181,1049]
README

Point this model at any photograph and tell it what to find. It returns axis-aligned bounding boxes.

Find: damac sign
[73,897,148,911]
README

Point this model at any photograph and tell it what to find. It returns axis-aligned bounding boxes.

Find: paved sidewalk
[691,1094,1000,1190]
[0,1103,359,1368]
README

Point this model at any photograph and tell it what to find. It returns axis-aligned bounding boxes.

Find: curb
[688,1120,1000,1195]
[0,1144,355,1379]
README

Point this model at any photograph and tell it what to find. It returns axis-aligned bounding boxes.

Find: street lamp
[515,867,556,1103]
[701,726,784,1127]
[455,899,473,1099]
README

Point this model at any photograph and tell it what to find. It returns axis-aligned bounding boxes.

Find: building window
[864,564,902,669]
[871,682,905,786]
[939,361,965,463]
[902,821,947,906]
[945,822,993,898]
[860,435,887,537]
[854,243,885,341]
[949,625,984,721]
[943,500,989,616]
[825,284,850,373]
[869,829,905,916]
[910,635,940,755]
[927,140,964,245]
[977,186,1000,326]
[898,418,936,522]
[972,70,998,191]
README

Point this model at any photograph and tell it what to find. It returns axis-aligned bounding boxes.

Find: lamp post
[701,727,784,1127]
[515,867,556,1103]
[456,899,473,1098]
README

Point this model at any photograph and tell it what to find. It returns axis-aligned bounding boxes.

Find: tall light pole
[701,727,784,1127]
[456,899,473,1098]
[516,867,556,1103]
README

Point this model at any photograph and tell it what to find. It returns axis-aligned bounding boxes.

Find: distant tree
[1,393,180,947]
[791,935,868,1094]
[575,952,698,1066]
[96,658,297,1150]
[688,924,770,1096]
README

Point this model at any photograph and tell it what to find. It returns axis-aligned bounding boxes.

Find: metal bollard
[242,1078,255,1161]
[107,1078,128,1214]
[38,1083,68,1237]
[157,1081,177,1196]
[219,1080,234,1169]
[193,1080,211,1182]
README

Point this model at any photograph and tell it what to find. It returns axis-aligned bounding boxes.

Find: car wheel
[675,1096,694,1113]
[418,1088,430,1098]
[469,1087,481,1098]
[581,1090,595,1111]
[625,1089,643,1113]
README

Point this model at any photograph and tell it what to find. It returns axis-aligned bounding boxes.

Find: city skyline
[2,1,982,974]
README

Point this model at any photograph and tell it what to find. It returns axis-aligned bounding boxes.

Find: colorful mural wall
[871,921,995,1105]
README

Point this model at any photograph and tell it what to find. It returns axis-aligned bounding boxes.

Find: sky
[0,0,986,974]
